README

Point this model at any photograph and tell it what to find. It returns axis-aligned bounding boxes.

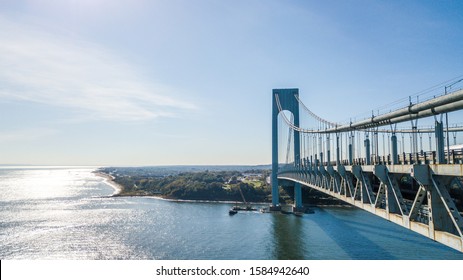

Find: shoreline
[94,170,267,205]
[143,195,269,205]
[93,170,351,208]
[93,171,123,196]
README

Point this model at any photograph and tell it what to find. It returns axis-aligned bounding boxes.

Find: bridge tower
[271,88,303,211]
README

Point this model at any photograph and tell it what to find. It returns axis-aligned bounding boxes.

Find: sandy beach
[93,171,124,195]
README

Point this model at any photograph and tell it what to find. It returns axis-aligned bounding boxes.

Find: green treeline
[101,167,347,205]
[111,170,272,202]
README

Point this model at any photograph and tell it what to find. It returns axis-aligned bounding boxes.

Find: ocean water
[1,167,462,260]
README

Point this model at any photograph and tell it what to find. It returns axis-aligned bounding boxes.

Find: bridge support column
[435,120,445,164]
[391,133,398,164]
[294,182,303,210]
[364,137,371,165]
[348,143,353,165]
[326,134,331,165]
[336,133,340,165]
[372,130,378,164]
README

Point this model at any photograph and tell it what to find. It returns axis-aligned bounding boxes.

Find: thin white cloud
[0,16,196,121]
[0,128,57,143]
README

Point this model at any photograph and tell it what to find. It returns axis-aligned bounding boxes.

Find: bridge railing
[286,148,463,169]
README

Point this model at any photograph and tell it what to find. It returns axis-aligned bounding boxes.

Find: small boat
[228,184,258,215]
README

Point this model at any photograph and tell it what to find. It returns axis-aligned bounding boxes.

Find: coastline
[94,170,269,205]
[93,169,349,208]
[144,195,269,205]
[93,171,124,196]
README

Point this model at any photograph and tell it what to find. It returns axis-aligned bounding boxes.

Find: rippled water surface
[1,167,463,260]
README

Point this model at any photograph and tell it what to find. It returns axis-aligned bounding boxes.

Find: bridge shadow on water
[269,207,398,259]
[305,208,398,259]
[320,208,463,259]
[274,207,463,260]
[269,213,307,259]
[268,206,463,259]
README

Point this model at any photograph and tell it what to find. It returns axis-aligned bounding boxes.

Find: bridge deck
[278,163,463,252]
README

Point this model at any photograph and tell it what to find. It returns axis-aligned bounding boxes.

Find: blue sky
[0,0,462,166]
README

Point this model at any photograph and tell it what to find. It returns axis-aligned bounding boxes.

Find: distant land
[97,165,345,206]
[100,164,270,175]
[0,164,271,170]
[98,165,272,203]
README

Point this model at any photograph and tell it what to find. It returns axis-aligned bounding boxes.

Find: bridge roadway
[277,161,463,252]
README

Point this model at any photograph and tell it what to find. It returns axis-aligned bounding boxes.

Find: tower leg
[293,182,304,212]
[271,88,300,211]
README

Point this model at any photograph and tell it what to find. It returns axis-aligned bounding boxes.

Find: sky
[0,0,462,166]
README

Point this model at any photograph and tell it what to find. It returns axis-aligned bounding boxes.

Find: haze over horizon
[1,1,462,166]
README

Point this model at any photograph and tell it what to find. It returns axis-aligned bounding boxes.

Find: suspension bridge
[271,79,463,252]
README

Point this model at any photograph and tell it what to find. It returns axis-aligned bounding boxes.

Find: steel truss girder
[374,165,410,216]
[319,165,330,189]
[352,165,375,205]
[277,163,463,252]
[336,165,355,198]
[327,165,341,193]
[411,165,463,237]
[409,185,427,222]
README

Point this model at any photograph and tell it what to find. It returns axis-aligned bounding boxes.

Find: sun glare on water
[0,168,94,201]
